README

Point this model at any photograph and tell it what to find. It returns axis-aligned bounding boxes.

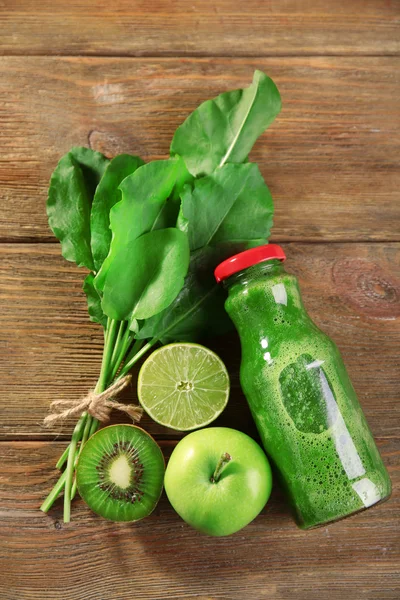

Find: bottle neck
[223,258,311,336]
[223,259,286,292]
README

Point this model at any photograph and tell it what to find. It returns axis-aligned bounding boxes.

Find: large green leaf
[90,154,144,272]
[95,157,191,292]
[157,157,193,228]
[47,147,109,270]
[101,228,190,322]
[83,273,107,328]
[170,70,281,177]
[137,246,233,343]
[69,147,109,198]
[138,162,273,344]
[180,163,273,252]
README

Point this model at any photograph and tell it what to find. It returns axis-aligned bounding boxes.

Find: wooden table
[1,2,399,599]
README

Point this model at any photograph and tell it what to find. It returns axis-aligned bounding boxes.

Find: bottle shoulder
[239,321,340,374]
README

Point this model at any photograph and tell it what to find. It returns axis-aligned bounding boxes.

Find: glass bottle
[215,244,392,528]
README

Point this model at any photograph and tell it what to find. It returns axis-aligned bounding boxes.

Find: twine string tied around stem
[43,375,142,427]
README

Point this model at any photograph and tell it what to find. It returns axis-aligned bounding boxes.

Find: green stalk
[82,338,152,452]
[118,338,158,379]
[40,453,78,513]
[63,318,118,522]
[109,326,134,381]
[40,430,84,512]
[85,319,128,441]
[97,318,119,392]
[70,414,93,500]
[56,444,70,471]
[110,320,126,368]
[82,321,125,444]
[89,417,99,437]
[79,412,92,450]
[122,338,144,369]
[69,323,140,502]
[62,413,87,522]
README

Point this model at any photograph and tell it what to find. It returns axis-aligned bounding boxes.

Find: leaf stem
[97,318,119,392]
[55,444,70,470]
[121,338,144,370]
[109,325,134,381]
[104,316,111,343]
[40,462,70,513]
[70,414,93,500]
[117,338,158,379]
[110,320,127,369]
[89,417,99,437]
[63,413,87,522]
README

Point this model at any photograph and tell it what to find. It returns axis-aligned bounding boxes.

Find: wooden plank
[0,440,399,600]
[1,1,399,57]
[0,57,399,243]
[0,242,399,440]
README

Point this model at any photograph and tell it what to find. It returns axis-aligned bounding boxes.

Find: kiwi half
[76,424,165,522]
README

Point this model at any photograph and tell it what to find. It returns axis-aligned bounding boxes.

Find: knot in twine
[43,375,142,427]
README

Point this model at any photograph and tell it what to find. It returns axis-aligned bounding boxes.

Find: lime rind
[138,343,230,431]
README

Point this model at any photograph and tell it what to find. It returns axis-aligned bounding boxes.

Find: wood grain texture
[0,242,398,440]
[0,57,399,243]
[1,3,399,597]
[0,440,398,600]
[1,0,399,57]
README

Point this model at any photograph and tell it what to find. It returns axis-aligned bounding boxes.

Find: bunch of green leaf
[41,70,281,522]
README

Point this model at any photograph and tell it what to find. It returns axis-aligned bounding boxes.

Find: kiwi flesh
[76,424,165,522]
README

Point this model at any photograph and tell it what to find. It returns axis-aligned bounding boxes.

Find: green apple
[164,427,272,536]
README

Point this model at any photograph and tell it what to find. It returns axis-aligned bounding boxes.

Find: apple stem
[211,452,232,483]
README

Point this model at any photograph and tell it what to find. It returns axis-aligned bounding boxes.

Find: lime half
[137,343,230,431]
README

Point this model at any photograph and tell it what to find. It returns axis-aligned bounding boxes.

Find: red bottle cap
[214,244,286,283]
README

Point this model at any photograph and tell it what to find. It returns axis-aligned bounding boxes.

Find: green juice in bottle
[215,244,391,529]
